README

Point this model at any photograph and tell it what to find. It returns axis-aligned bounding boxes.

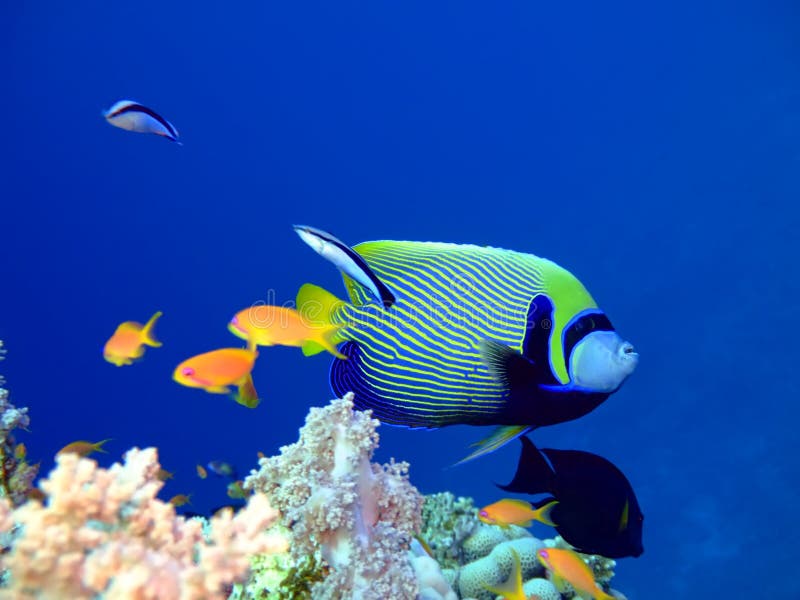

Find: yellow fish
[103,311,162,366]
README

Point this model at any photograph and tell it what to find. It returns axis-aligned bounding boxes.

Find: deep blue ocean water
[2,1,799,597]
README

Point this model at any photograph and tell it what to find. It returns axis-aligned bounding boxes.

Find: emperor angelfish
[296,232,638,460]
[103,100,180,143]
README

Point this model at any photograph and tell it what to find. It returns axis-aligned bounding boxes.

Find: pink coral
[0,447,287,600]
[245,392,424,599]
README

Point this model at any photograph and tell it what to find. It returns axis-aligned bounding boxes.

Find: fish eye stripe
[562,311,614,363]
[110,103,178,138]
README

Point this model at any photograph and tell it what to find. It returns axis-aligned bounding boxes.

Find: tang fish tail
[497,436,555,495]
[454,425,531,465]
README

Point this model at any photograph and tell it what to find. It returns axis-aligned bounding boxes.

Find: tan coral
[0,447,287,600]
[245,393,424,599]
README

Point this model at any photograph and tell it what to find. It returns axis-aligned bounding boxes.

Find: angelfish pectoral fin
[479,339,540,392]
[453,425,531,465]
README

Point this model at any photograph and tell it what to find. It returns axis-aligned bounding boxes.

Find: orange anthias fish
[228,301,346,359]
[57,439,111,457]
[103,311,163,366]
[479,498,558,528]
[196,464,208,479]
[536,547,616,600]
[173,348,260,408]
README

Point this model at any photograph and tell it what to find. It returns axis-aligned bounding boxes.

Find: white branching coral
[245,393,424,599]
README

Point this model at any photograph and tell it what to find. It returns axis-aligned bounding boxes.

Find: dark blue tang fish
[499,436,644,559]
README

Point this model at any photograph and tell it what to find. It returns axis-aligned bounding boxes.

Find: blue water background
[2,2,799,597]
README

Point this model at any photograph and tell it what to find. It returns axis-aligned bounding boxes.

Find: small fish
[482,548,527,600]
[226,480,248,499]
[156,468,174,481]
[57,439,111,457]
[478,498,557,528]
[26,488,46,502]
[207,460,237,479]
[196,464,208,479]
[229,303,346,359]
[257,451,266,460]
[296,234,638,461]
[103,311,163,367]
[294,225,395,308]
[498,436,644,558]
[173,348,260,408]
[13,443,26,461]
[168,493,192,507]
[536,547,616,600]
[103,100,180,143]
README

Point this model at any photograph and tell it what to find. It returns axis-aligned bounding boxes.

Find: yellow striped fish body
[328,240,619,428]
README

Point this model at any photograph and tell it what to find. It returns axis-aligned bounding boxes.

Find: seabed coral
[244,393,424,599]
[0,351,628,600]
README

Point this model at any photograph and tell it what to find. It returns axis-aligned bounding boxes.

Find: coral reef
[410,552,458,600]
[0,342,38,507]
[419,493,628,600]
[244,393,424,599]
[0,447,287,599]
[419,492,480,569]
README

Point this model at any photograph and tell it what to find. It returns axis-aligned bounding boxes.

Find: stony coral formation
[420,491,627,600]
[244,393,424,600]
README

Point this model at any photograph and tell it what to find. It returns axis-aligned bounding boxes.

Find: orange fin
[232,374,260,408]
[534,499,559,527]
[141,311,163,347]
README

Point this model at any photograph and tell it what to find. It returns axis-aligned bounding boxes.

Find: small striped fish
[296,233,638,460]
